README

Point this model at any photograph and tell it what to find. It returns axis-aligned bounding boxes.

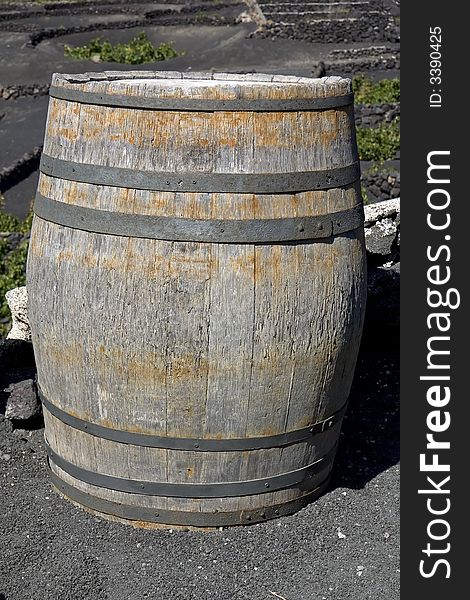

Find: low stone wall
[355,103,400,128]
[363,170,400,203]
[324,46,400,74]
[253,15,399,44]
[0,146,42,193]
[0,84,49,100]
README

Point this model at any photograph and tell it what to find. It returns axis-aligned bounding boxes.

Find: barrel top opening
[52,71,350,86]
[117,78,302,88]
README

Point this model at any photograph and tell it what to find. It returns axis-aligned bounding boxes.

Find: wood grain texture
[27,72,366,524]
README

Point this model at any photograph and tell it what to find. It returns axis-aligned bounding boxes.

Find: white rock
[364,217,398,256]
[5,286,31,341]
[364,197,400,226]
[236,10,254,23]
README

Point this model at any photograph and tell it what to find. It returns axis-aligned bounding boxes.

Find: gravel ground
[0,346,399,600]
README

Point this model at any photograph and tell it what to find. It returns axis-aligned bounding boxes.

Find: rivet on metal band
[39,154,360,194]
[46,442,337,498]
[48,86,354,112]
[49,468,332,527]
[39,388,347,451]
[33,193,364,244]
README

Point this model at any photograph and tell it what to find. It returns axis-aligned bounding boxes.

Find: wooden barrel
[27,71,366,528]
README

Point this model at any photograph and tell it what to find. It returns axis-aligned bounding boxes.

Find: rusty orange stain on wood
[27,228,45,258]
[44,399,93,422]
[81,252,98,268]
[89,346,209,386]
[41,340,85,370]
[167,355,209,381]
[216,137,237,148]
[229,253,255,274]
[55,127,78,142]
[47,98,60,122]
[55,250,74,263]
[255,245,285,284]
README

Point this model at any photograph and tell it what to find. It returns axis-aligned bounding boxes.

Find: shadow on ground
[332,320,399,491]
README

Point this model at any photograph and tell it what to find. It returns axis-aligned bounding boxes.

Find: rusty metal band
[34,193,363,243]
[40,154,360,194]
[39,389,347,451]
[45,442,337,498]
[49,468,331,527]
[49,85,354,112]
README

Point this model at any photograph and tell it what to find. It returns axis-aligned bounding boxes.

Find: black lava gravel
[254,0,400,44]
[0,347,399,600]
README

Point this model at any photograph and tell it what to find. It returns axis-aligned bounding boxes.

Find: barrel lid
[49,71,352,109]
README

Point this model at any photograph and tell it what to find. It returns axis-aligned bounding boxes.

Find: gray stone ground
[1,2,400,598]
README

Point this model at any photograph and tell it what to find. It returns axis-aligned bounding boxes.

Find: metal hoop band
[49,85,354,112]
[40,154,360,194]
[34,193,363,243]
[39,389,347,451]
[46,442,337,498]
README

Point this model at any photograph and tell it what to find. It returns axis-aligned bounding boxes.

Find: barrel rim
[51,71,352,89]
[49,72,353,112]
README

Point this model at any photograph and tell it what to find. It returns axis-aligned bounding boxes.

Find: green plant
[356,119,400,162]
[361,184,370,205]
[363,162,400,179]
[353,75,400,105]
[0,210,21,232]
[64,32,182,65]
[0,206,32,337]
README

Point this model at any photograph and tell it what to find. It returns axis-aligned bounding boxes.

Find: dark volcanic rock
[354,103,400,128]
[0,83,49,99]
[4,378,42,422]
[363,169,400,203]
[0,338,35,370]
[311,60,326,78]
[364,262,400,342]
